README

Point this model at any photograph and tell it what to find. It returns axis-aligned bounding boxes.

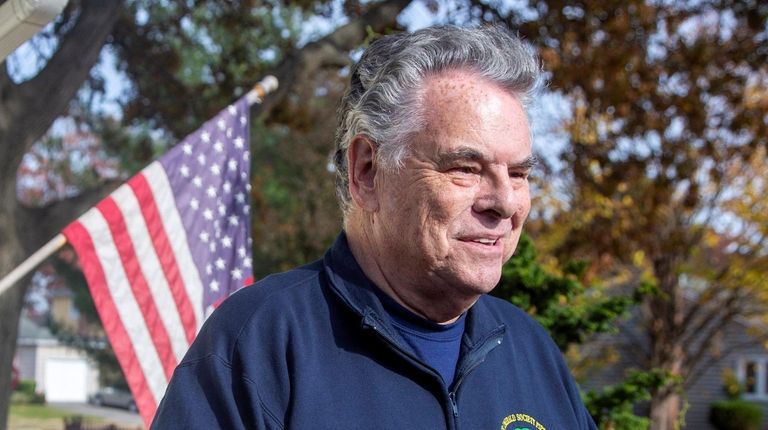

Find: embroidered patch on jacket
[500,413,547,430]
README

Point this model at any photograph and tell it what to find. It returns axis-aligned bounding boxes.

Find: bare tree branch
[8,1,124,173]
[254,0,412,119]
[17,180,120,253]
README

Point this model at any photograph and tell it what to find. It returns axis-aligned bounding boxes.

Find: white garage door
[45,358,88,402]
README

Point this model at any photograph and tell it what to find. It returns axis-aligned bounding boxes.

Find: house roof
[17,314,55,341]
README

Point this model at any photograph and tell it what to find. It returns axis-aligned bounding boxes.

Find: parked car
[88,387,136,412]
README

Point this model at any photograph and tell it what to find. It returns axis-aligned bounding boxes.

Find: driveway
[48,402,143,427]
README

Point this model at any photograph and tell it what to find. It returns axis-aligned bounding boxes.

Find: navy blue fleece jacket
[151,233,596,429]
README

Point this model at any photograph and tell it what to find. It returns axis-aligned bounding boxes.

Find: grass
[8,403,107,430]
[8,403,73,430]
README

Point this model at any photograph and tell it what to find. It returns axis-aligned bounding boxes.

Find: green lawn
[8,403,107,430]
[9,403,72,420]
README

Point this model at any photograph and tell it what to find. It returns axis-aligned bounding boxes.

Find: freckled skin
[346,70,533,323]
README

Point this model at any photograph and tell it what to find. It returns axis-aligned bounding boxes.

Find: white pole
[0,233,67,297]
[0,76,279,298]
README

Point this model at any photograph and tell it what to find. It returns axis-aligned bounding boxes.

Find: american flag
[62,97,254,427]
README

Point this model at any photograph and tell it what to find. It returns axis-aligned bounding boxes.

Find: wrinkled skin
[347,70,534,323]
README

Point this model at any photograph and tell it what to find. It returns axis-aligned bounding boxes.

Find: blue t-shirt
[375,288,466,386]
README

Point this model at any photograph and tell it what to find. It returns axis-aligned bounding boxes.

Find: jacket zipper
[447,333,504,428]
[362,310,505,430]
[361,312,460,429]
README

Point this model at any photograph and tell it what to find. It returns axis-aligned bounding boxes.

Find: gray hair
[333,25,541,215]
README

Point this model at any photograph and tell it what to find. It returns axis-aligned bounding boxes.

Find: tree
[467,1,768,427]
[0,1,412,427]
[494,234,673,428]
[108,0,412,275]
[0,2,123,427]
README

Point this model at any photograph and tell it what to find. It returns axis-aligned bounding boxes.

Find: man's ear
[347,135,379,212]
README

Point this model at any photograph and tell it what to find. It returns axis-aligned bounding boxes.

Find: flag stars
[206,186,217,198]
[209,280,220,292]
[214,141,224,153]
[183,143,193,155]
[243,151,250,162]
[203,208,214,220]
[210,242,217,253]
[217,118,226,130]
[190,198,199,210]
[234,136,245,149]
[240,115,247,125]
[210,164,221,175]
[223,181,232,193]
[180,165,190,177]
[215,258,226,270]
[231,268,242,280]
[199,231,210,243]
[221,236,233,248]
[243,258,252,269]
[235,192,245,204]
[197,154,206,166]
[201,131,211,143]
[237,247,247,258]
[218,204,226,216]
[228,215,239,226]
[206,264,212,275]
[228,105,237,115]
[226,128,233,139]
[228,159,238,171]
[193,176,203,188]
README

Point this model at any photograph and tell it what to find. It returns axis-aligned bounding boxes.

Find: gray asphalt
[48,402,143,428]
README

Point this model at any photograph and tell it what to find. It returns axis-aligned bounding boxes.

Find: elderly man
[151,26,596,429]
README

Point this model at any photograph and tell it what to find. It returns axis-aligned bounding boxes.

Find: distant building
[582,316,768,429]
[15,292,100,403]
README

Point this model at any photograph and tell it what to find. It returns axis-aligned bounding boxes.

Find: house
[581,316,768,429]
[15,288,100,403]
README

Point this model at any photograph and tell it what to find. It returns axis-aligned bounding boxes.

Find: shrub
[710,400,763,430]
[10,379,45,404]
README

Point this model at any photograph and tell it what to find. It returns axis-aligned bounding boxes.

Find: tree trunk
[0,180,27,430]
[0,2,123,429]
[646,256,686,430]
[650,391,682,430]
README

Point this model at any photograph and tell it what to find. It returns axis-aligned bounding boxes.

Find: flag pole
[0,233,67,296]
[0,75,278,298]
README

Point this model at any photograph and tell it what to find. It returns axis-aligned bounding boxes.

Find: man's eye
[510,171,529,179]
[454,166,477,174]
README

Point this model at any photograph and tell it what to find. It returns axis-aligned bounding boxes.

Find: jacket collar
[323,232,506,345]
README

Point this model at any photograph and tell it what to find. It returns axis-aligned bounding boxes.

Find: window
[737,357,768,400]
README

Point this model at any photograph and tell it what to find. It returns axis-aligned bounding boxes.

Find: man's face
[371,71,533,303]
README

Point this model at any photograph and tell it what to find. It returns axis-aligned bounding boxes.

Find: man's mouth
[460,236,502,246]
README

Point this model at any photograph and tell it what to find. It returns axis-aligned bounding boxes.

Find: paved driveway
[49,402,143,427]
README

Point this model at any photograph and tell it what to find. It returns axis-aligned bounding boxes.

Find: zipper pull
[449,392,458,420]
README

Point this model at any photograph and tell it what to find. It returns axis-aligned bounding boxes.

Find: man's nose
[471,171,523,220]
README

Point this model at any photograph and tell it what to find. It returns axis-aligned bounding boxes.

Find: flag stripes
[128,173,198,344]
[62,96,253,428]
[140,162,205,334]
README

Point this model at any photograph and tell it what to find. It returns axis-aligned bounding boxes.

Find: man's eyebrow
[436,148,539,170]
[512,154,539,170]
[435,147,486,167]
